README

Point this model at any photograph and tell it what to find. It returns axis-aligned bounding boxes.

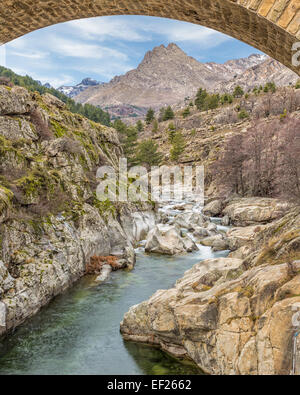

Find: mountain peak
[79,78,99,87]
[72,43,297,122]
[143,43,184,62]
[166,43,181,51]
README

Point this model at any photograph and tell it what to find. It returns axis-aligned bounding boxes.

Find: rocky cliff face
[0,86,155,336]
[121,202,300,375]
[74,43,297,121]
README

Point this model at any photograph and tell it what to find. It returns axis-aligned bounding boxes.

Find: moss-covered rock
[0,87,155,337]
[0,186,13,223]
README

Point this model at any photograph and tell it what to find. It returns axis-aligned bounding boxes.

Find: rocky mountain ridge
[58,77,102,98]
[214,57,298,93]
[73,43,297,121]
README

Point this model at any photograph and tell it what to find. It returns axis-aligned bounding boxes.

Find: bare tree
[212,133,247,196]
[279,116,300,202]
[212,116,299,200]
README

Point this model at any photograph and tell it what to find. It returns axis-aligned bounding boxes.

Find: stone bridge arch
[0,0,299,75]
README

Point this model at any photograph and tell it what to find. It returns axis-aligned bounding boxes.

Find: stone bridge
[0,1,299,74]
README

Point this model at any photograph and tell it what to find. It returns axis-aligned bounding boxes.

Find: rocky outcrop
[226,225,266,251]
[0,86,34,115]
[0,86,155,336]
[95,265,112,282]
[200,234,227,249]
[173,211,207,230]
[0,187,13,224]
[222,198,291,226]
[203,199,223,217]
[121,207,300,375]
[145,224,198,255]
[121,256,300,375]
[120,209,157,245]
[215,58,298,94]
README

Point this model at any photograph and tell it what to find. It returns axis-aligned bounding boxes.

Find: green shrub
[233,85,244,98]
[163,106,175,121]
[238,109,249,119]
[145,108,155,124]
[182,107,190,118]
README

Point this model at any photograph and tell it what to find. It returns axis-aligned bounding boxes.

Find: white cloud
[67,16,230,48]
[4,15,247,89]
[67,17,151,42]
[159,25,230,46]
[41,75,75,88]
[10,50,48,59]
[48,36,129,60]
[72,62,134,80]
[7,36,28,50]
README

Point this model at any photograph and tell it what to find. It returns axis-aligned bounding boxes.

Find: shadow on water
[123,341,202,375]
[0,246,228,375]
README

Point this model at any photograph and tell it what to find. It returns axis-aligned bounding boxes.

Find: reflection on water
[124,342,200,375]
[0,246,228,375]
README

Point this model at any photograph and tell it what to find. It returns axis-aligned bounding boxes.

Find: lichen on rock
[121,207,300,375]
[0,87,155,336]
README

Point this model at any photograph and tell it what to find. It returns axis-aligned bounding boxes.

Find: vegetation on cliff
[138,84,300,195]
[0,85,121,227]
[0,66,111,126]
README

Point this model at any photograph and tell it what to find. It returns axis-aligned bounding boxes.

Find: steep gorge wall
[0,86,154,336]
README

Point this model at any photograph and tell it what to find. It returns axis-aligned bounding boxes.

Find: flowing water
[0,203,230,375]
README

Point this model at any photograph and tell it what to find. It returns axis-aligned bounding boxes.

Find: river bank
[121,198,300,375]
[0,234,229,374]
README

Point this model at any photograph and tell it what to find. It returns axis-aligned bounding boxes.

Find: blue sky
[1,15,262,88]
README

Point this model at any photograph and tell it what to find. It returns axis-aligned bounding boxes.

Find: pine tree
[182,107,190,118]
[117,125,139,166]
[204,94,219,110]
[152,119,159,133]
[264,82,276,93]
[163,106,175,121]
[113,119,127,135]
[145,108,155,125]
[195,88,208,110]
[170,132,185,161]
[168,122,176,142]
[238,109,249,119]
[158,108,165,122]
[136,120,144,133]
[136,139,163,169]
[233,85,244,98]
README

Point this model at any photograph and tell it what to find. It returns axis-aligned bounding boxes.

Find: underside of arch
[0,0,299,75]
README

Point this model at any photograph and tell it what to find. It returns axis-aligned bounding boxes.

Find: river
[0,203,229,375]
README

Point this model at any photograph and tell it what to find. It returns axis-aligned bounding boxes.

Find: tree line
[0,66,111,126]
